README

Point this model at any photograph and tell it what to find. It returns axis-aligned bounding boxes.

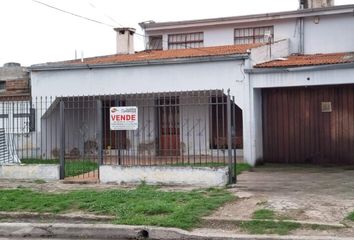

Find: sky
[0,0,353,66]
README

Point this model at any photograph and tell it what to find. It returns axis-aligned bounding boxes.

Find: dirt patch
[194,226,354,238]
[0,179,205,193]
[209,165,354,225]
[0,179,134,193]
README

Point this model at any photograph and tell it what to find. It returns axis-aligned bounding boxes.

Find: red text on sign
[111,115,136,121]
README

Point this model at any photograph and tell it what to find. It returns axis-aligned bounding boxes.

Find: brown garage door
[262,85,354,164]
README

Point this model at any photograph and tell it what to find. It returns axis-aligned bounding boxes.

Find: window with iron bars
[234,26,274,44]
[168,32,203,49]
[147,35,163,50]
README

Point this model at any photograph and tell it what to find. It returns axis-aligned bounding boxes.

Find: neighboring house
[0,63,32,163]
[28,0,354,166]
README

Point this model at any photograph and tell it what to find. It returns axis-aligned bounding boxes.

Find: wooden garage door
[262,85,354,164]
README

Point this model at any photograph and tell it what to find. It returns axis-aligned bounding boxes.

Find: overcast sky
[0,0,353,66]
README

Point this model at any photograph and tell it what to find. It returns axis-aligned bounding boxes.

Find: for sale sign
[110,106,138,130]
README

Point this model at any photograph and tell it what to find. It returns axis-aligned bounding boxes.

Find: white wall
[150,19,299,52]
[244,66,354,165]
[251,67,354,89]
[31,61,245,108]
[100,165,229,187]
[0,164,60,180]
[250,39,290,64]
[304,13,354,54]
[147,12,354,54]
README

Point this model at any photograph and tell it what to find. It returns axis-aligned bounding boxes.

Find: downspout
[299,17,305,54]
[298,0,305,54]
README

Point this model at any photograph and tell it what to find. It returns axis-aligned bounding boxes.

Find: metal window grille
[234,26,274,44]
[168,32,204,49]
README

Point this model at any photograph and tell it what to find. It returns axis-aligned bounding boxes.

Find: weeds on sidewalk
[240,220,301,235]
[0,185,233,229]
[252,209,291,221]
[252,209,275,220]
[348,212,354,221]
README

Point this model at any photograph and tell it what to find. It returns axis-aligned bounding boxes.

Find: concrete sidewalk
[0,222,353,240]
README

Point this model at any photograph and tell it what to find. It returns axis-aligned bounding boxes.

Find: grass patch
[21,159,98,177]
[0,185,233,229]
[21,159,58,164]
[347,212,354,221]
[64,161,98,177]
[235,163,252,175]
[252,209,275,220]
[240,220,301,235]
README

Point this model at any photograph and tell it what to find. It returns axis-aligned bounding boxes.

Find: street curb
[202,217,346,228]
[0,222,353,240]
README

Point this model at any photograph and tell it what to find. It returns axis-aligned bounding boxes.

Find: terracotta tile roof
[255,52,354,68]
[53,44,262,66]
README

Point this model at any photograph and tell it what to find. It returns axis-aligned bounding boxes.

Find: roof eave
[245,62,354,74]
[142,5,354,31]
[30,54,248,72]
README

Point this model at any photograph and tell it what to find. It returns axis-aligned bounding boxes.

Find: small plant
[33,179,46,184]
[139,179,147,186]
[69,147,80,158]
[236,163,252,175]
[51,148,60,158]
[180,141,186,154]
[84,140,98,154]
[138,141,155,155]
[347,212,354,221]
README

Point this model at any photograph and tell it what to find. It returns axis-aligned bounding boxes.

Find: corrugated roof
[44,44,261,66]
[254,52,354,68]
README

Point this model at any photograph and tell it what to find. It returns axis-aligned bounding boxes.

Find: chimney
[114,27,136,55]
[300,0,334,9]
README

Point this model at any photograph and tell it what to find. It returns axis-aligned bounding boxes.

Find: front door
[157,97,180,156]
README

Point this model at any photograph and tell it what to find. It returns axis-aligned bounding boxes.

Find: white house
[28,0,354,167]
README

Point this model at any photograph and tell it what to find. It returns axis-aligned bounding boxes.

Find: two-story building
[139,0,354,165]
[28,0,354,167]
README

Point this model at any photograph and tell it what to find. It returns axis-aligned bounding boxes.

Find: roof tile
[255,52,354,68]
[49,44,262,66]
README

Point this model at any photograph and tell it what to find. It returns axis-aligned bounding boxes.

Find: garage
[262,84,354,164]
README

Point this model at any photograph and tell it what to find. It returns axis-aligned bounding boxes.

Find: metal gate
[58,97,100,181]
